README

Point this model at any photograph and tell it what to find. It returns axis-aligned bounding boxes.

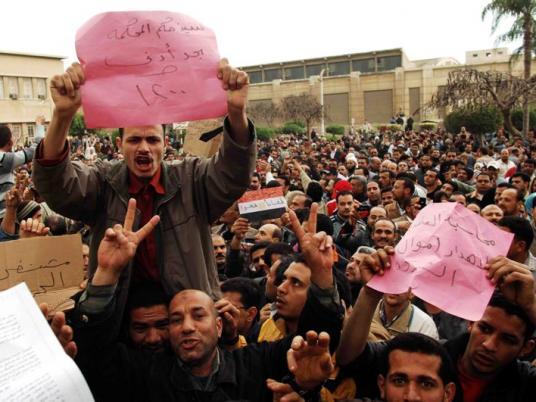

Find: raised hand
[19,218,50,238]
[4,187,21,209]
[40,303,77,359]
[231,217,250,240]
[218,58,249,113]
[49,62,85,117]
[287,331,334,390]
[486,257,536,315]
[289,203,333,289]
[93,198,160,286]
[214,298,240,343]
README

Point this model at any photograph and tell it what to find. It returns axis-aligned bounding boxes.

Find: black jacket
[73,287,344,402]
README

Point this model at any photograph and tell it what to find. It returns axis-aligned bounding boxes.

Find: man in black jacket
[72,201,343,401]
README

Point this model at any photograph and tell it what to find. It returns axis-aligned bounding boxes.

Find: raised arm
[42,63,85,159]
[336,247,394,366]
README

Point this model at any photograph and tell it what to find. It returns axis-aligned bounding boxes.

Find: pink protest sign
[368,203,513,321]
[75,11,227,128]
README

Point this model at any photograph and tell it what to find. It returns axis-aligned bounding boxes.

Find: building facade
[241,47,533,129]
[0,51,65,145]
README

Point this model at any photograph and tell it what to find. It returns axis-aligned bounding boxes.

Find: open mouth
[135,155,153,170]
[180,338,199,350]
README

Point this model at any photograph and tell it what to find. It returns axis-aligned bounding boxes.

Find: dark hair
[263,242,294,266]
[306,181,324,203]
[397,171,417,183]
[395,177,415,195]
[381,186,393,195]
[381,333,456,386]
[442,180,459,192]
[0,125,12,148]
[336,190,354,203]
[118,124,166,138]
[511,172,530,184]
[250,241,271,255]
[488,292,536,340]
[277,175,291,187]
[220,277,261,310]
[433,191,449,203]
[497,216,534,252]
[126,282,169,315]
[294,209,334,236]
[265,180,282,188]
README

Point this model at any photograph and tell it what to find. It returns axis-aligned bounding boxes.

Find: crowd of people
[0,59,535,402]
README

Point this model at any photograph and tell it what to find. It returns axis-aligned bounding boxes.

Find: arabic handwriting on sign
[156,17,176,39]
[107,18,151,40]
[413,213,441,228]
[180,25,205,33]
[184,49,205,60]
[410,236,441,254]
[135,84,187,106]
[0,260,71,281]
[445,216,474,236]
[105,43,176,69]
[142,65,178,77]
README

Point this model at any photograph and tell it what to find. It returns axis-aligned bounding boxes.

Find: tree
[444,107,503,135]
[248,101,281,128]
[429,68,536,135]
[482,0,536,137]
[69,113,86,136]
[280,94,323,139]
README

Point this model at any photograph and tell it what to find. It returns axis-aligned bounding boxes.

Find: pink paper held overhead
[368,203,514,321]
[76,11,227,128]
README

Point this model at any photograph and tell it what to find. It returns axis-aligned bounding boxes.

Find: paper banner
[76,11,227,128]
[368,203,513,321]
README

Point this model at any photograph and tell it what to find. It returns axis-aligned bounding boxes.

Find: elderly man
[33,61,256,338]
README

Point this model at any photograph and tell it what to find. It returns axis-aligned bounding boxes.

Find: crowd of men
[0,60,535,402]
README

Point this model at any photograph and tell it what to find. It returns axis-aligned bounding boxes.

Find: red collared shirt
[128,167,165,283]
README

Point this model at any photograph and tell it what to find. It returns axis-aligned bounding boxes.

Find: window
[352,58,375,73]
[264,68,282,81]
[249,71,262,84]
[0,77,4,99]
[8,77,19,98]
[27,124,35,138]
[305,64,324,78]
[377,55,402,71]
[328,61,350,76]
[22,78,33,99]
[284,66,305,80]
[10,124,22,141]
[36,78,47,99]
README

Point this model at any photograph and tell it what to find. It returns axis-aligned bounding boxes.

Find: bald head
[170,289,218,317]
[255,223,282,243]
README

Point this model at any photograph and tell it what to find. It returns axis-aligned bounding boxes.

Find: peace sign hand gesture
[289,203,334,289]
[92,198,160,286]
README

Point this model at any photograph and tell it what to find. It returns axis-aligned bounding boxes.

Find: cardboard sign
[0,234,84,314]
[238,187,287,222]
[368,203,513,321]
[75,11,227,128]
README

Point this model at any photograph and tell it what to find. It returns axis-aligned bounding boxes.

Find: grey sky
[2,0,518,67]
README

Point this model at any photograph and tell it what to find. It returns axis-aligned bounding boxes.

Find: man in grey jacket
[33,59,256,338]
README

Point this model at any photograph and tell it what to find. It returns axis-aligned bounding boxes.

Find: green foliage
[326,124,345,135]
[373,123,403,132]
[416,122,437,131]
[256,127,276,141]
[444,107,503,134]
[511,109,536,131]
[69,113,86,136]
[281,122,306,135]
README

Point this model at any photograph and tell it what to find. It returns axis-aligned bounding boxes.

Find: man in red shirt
[33,59,256,338]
